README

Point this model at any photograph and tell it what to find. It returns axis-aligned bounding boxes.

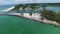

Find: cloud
[14,0,60,4]
[14,0,45,4]
[0,0,60,5]
[0,0,15,5]
[0,0,6,2]
[45,0,60,3]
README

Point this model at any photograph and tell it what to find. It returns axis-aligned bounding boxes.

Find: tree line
[41,10,60,23]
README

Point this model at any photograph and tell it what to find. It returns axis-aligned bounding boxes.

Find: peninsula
[5,3,60,27]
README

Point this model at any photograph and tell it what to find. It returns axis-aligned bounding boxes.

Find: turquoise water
[0,16,60,34]
[45,7,60,12]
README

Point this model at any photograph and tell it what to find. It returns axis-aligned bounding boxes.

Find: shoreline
[1,4,60,27]
[8,13,60,27]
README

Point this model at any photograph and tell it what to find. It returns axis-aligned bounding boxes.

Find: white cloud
[0,0,60,5]
[14,0,60,4]
[45,0,60,3]
[0,0,15,5]
[14,0,45,4]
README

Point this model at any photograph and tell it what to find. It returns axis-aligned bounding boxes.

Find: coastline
[2,5,60,27]
[8,13,60,27]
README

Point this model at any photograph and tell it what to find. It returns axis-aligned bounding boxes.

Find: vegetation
[55,11,60,23]
[10,4,38,16]
[41,10,60,23]
[9,3,60,23]
[41,3,60,23]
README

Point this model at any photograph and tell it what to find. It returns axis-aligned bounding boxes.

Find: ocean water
[0,16,60,34]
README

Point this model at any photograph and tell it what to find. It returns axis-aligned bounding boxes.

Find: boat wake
[3,6,15,12]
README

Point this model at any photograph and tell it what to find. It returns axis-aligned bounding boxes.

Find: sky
[0,0,60,5]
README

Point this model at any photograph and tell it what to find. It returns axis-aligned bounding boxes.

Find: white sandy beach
[9,13,60,27]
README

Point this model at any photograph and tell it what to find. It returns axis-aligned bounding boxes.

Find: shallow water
[45,7,60,12]
[0,16,60,34]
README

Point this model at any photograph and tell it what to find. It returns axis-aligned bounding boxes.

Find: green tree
[55,11,60,23]
[41,10,56,21]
